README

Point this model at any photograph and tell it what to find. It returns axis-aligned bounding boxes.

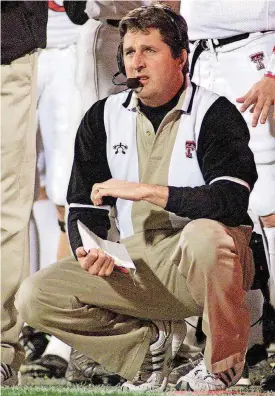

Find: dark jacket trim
[1,1,48,65]
[122,90,134,108]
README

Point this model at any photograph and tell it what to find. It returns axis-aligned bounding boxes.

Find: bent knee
[182,219,232,270]
[183,219,227,248]
[16,273,45,329]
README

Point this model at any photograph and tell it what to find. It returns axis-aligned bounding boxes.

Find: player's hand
[236,76,275,127]
[91,179,146,206]
[76,247,115,277]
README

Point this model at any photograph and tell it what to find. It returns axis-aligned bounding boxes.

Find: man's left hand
[236,76,275,127]
[91,179,147,205]
[91,178,169,208]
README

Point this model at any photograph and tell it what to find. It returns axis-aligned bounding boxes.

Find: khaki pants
[1,52,38,370]
[16,219,254,378]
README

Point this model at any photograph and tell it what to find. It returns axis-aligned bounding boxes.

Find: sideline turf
[1,387,273,396]
[1,387,165,396]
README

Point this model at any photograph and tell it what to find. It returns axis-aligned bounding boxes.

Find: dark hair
[119,3,190,74]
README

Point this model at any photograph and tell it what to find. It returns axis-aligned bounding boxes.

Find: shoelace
[175,353,204,372]
[186,360,235,386]
[1,364,12,381]
[71,350,98,377]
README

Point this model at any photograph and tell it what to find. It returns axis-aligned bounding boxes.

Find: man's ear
[178,49,188,70]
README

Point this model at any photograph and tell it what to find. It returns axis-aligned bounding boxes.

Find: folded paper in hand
[77,220,136,273]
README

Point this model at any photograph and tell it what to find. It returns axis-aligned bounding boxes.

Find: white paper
[77,220,136,272]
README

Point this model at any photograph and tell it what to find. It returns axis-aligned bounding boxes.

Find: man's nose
[132,53,145,71]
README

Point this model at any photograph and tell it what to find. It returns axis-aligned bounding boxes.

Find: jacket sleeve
[1,1,48,64]
[63,1,88,25]
[165,96,258,226]
[67,98,116,257]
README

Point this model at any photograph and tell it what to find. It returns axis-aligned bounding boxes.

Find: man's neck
[139,78,186,110]
[138,82,185,132]
[139,76,185,108]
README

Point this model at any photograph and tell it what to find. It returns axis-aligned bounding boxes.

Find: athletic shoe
[168,353,204,386]
[1,363,18,386]
[261,368,275,391]
[65,349,121,385]
[175,359,244,391]
[19,325,51,363]
[122,320,186,392]
[20,354,68,378]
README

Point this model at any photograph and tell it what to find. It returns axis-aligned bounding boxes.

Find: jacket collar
[122,74,197,115]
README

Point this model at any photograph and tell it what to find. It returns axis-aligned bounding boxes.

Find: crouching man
[16,4,257,392]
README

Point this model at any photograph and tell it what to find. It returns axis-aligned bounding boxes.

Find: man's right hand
[76,247,115,277]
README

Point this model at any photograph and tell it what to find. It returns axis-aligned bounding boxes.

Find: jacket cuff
[165,186,181,214]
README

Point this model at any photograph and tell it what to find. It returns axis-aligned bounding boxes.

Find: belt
[189,32,250,79]
[106,19,120,28]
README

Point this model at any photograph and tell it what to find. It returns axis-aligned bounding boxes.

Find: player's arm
[63,1,88,25]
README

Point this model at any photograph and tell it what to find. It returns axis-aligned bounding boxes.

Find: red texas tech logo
[185,140,196,158]
[249,52,265,71]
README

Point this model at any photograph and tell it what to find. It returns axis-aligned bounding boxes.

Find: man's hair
[119,3,190,74]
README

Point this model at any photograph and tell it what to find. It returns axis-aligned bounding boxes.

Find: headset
[116,4,187,77]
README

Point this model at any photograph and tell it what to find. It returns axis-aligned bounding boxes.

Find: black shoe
[246,344,268,367]
[261,368,275,391]
[65,349,121,386]
[19,325,51,363]
[20,354,68,378]
[249,353,275,385]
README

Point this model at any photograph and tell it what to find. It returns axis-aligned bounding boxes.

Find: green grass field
[2,385,274,396]
[1,386,168,396]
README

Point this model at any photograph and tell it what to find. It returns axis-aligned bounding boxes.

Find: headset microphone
[112,72,127,86]
[126,78,142,89]
[112,72,143,90]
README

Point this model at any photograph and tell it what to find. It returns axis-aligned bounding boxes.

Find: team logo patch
[113,143,128,154]
[185,140,196,158]
[249,51,265,71]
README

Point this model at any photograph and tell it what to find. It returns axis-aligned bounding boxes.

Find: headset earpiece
[117,42,126,76]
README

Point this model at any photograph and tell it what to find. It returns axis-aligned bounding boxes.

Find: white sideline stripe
[210,176,250,191]
[69,203,111,211]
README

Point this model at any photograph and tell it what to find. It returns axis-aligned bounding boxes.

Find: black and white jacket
[67,83,257,255]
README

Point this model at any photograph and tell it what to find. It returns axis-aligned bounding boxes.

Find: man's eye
[145,48,155,53]
[125,50,134,56]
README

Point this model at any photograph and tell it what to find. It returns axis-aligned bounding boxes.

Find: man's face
[123,28,186,107]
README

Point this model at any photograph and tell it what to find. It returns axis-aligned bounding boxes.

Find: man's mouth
[137,76,149,82]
